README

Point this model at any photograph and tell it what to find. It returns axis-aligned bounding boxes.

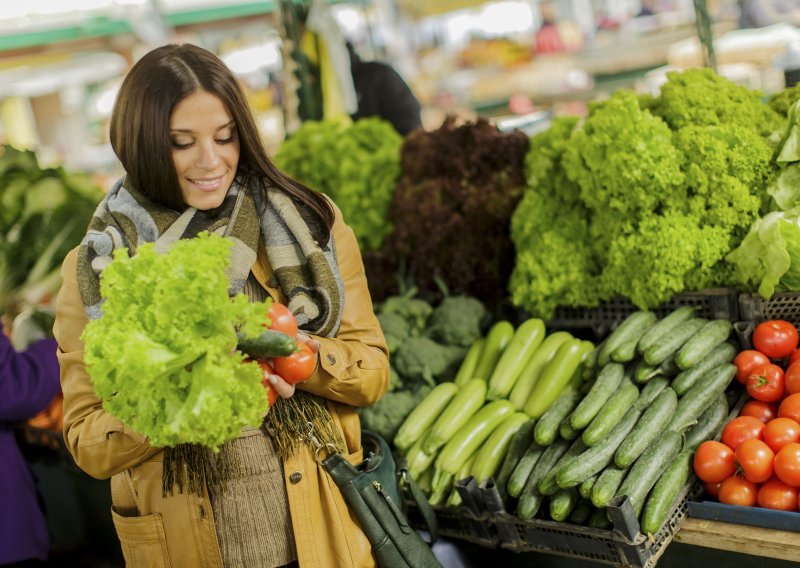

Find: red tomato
[694,440,736,483]
[779,393,800,423]
[718,475,758,506]
[735,439,775,483]
[746,364,785,403]
[764,417,800,453]
[786,361,800,395]
[705,481,722,498]
[774,443,800,487]
[721,416,766,451]
[734,350,771,385]
[257,360,279,406]
[790,349,800,367]
[752,320,799,360]
[739,399,778,424]
[757,478,799,511]
[267,302,299,338]
[272,343,317,385]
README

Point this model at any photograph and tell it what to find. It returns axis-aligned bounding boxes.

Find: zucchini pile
[394,318,594,507]
[498,307,739,533]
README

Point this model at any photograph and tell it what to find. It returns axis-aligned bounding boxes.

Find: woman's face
[169,90,240,210]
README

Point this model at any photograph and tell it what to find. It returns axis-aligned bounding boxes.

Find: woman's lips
[187,175,224,191]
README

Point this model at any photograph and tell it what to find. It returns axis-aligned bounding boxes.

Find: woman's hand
[296,332,320,354]
[266,372,296,399]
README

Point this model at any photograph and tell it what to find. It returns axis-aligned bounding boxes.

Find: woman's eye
[216,135,236,145]
[171,140,193,149]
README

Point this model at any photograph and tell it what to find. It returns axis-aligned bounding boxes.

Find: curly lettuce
[81,233,270,450]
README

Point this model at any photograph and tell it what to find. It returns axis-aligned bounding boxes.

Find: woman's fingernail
[268,375,277,385]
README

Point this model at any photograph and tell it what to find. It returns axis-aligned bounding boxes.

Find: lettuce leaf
[81,233,270,450]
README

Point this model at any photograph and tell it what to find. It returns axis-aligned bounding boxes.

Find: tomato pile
[694,319,800,511]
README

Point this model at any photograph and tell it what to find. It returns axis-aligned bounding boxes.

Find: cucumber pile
[497,307,739,534]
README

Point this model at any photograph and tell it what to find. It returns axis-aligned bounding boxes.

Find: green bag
[321,430,442,568]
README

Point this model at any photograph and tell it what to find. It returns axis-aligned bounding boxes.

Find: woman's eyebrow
[170,120,235,134]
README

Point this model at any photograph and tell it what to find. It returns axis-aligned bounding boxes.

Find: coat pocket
[111,508,172,568]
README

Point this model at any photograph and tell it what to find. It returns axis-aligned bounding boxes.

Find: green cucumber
[550,487,579,522]
[615,431,683,517]
[591,465,630,508]
[237,329,298,359]
[640,450,693,534]
[598,311,657,367]
[683,394,729,452]
[675,320,732,371]
[570,363,625,429]
[517,438,570,520]
[559,412,580,441]
[643,318,707,366]
[634,359,661,384]
[579,473,599,500]
[637,306,697,356]
[539,438,587,496]
[610,337,640,363]
[472,321,515,381]
[589,508,611,529]
[671,342,737,396]
[668,363,736,433]
[582,384,640,447]
[555,407,641,489]
[614,388,678,468]
[583,341,604,382]
[535,388,582,446]
[635,377,670,411]
[569,500,594,525]
[494,419,537,498]
[507,440,545,498]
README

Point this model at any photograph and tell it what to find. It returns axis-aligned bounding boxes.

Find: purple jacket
[0,325,61,565]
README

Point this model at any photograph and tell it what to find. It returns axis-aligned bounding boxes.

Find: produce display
[695,319,800,511]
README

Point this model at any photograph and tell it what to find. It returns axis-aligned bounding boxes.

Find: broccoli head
[394,336,466,385]
[426,295,488,347]
[357,386,432,442]
[377,312,410,354]
[379,287,433,336]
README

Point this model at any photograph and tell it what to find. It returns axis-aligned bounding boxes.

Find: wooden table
[677,517,800,563]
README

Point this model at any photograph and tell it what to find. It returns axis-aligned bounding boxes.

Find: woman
[54,43,390,568]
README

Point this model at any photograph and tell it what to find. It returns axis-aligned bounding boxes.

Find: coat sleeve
[298,204,390,407]
[0,330,60,421]
[54,248,160,479]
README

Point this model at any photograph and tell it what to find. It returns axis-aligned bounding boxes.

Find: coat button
[326,353,336,365]
[289,472,302,484]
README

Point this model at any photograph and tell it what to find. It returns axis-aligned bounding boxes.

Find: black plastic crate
[493,481,704,567]
[739,292,800,329]
[547,288,740,339]
[405,502,499,549]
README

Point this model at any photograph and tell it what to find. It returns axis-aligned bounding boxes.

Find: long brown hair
[109,43,333,240]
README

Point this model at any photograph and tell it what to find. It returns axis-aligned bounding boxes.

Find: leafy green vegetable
[81,233,271,450]
[769,83,800,118]
[275,118,402,251]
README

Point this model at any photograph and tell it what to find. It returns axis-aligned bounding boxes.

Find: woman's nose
[196,141,221,169]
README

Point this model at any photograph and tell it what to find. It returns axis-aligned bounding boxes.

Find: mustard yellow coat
[54,205,390,568]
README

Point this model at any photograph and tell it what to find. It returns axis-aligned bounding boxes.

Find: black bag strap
[395,453,439,544]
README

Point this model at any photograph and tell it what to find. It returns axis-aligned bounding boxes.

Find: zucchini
[394,382,459,451]
[237,329,298,359]
[494,419,537,497]
[570,363,625,430]
[640,450,693,534]
[524,339,593,418]
[487,318,546,399]
[636,306,696,356]
[471,412,530,483]
[423,378,487,454]
[668,363,736,433]
[634,376,669,411]
[675,319,732,371]
[569,500,594,525]
[555,407,641,489]
[591,465,630,508]
[615,431,683,517]
[472,320,515,381]
[559,412,580,441]
[517,438,570,520]
[453,338,485,386]
[598,311,657,367]
[671,342,737,396]
[642,318,707,366]
[508,331,573,411]
[579,473,599,500]
[539,438,587,496]
[683,394,729,452]
[406,430,437,478]
[582,383,640,447]
[534,388,582,446]
[507,440,545,498]
[550,487,579,522]
[614,388,678,469]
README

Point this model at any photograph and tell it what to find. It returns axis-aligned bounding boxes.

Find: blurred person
[739,0,800,27]
[0,319,60,566]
